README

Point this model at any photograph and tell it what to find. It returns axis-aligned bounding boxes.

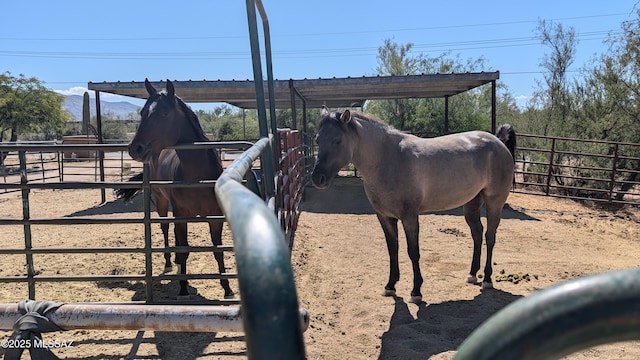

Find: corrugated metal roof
[88,72,499,109]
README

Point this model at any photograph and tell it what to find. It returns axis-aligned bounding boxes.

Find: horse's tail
[114,172,143,202]
[496,124,516,163]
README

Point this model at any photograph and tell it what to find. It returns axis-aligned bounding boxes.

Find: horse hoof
[481,281,494,290]
[163,266,173,273]
[466,275,478,284]
[383,289,396,297]
[409,295,422,304]
[224,292,236,299]
[176,294,191,301]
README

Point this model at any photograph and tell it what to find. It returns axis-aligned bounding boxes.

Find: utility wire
[0,30,621,61]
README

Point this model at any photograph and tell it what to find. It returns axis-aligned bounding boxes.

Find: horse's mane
[174,95,210,143]
[172,95,223,167]
[351,111,392,130]
[322,109,393,131]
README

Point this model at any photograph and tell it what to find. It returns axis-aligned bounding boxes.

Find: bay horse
[120,78,234,299]
[311,107,515,303]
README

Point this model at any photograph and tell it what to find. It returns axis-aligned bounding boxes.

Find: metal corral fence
[0,135,309,355]
[277,128,306,249]
[1,140,141,194]
[0,135,307,301]
[0,141,249,303]
[514,133,640,205]
[0,2,308,358]
[1,141,60,187]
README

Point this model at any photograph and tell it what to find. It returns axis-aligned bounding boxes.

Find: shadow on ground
[379,289,523,359]
[64,193,152,217]
[302,176,539,220]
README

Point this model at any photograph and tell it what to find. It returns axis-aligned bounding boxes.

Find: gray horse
[311,107,515,303]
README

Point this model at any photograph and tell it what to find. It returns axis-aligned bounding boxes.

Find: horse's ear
[144,78,156,96]
[340,110,352,124]
[321,105,330,117]
[166,79,175,99]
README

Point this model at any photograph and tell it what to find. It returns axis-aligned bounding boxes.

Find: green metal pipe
[245,0,276,201]
[19,151,35,299]
[455,268,640,360]
[142,163,153,303]
[216,136,306,359]
[255,0,278,139]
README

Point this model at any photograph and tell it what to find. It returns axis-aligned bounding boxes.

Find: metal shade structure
[88,71,499,110]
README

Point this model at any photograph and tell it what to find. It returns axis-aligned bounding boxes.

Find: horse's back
[422,130,514,193]
[368,130,513,215]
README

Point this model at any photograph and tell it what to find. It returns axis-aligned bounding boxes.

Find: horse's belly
[364,180,483,217]
[419,186,482,212]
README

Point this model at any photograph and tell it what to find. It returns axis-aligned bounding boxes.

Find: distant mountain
[63,95,140,121]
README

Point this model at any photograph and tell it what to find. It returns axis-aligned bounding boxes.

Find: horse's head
[311,106,357,189]
[128,79,186,163]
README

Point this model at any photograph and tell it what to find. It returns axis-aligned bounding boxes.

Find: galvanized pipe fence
[0,301,309,334]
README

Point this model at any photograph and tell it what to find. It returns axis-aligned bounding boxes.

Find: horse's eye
[335,139,342,145]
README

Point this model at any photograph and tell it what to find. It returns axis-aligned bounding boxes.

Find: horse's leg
[154,194,172,272]
[376,213,399,297]
[174,221,190,297]
[209,221,234,299]
[481,197,505,290]
[463,193,484,286]
[401,215,423,303]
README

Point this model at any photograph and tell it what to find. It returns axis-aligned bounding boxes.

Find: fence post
[39,151,45,182]
[19,151,36,299]
[59,150,64,182]
[142,162,153,303]
[608,143,619,202]
[545,138,556,196]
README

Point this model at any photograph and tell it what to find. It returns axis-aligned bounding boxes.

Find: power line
[0,13,628,42]
[273,13,631,38]
[0,29,620,61]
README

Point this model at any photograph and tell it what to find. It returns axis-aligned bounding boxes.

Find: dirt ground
[0,176,639,359]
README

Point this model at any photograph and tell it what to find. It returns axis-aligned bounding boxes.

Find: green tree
[527,20,577,137]
[0,72,69,142]
[577,10,640,144]
[367,39,496,135]
[369,39,421,130]
[196,106,260,141]
[570,9,640,199]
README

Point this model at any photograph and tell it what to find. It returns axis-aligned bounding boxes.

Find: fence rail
[0,141,255,304]
[513,133,640,205]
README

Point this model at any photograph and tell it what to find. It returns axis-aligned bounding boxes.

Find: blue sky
[2,0,638,111]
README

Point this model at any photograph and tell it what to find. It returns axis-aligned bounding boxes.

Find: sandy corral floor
[0,176,639,359]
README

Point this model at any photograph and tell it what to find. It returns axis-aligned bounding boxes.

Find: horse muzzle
[128,141,152,163]
[311,168,331,189]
